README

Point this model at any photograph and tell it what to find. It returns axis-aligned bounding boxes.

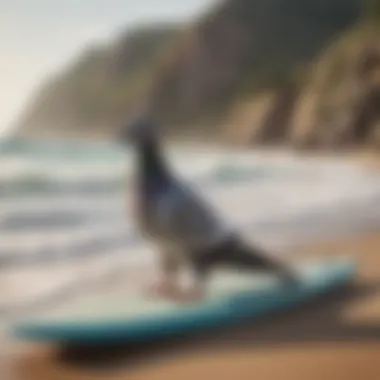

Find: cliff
[14,0,380,150]
[15,24,180,138]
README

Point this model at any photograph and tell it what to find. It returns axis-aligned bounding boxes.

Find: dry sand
[8,231,380,380]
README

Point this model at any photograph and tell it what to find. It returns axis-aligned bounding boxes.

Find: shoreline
[6,228,380,380]
[2,142,380,379]
[3,135,380,168]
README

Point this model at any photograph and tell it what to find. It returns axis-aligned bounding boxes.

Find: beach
[2,0,380,377]
[2,141,380,379]
[8,230,380,380]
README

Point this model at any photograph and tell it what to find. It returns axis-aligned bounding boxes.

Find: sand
[5,230,380,380]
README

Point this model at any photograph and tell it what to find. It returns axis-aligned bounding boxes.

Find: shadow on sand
[54,279,380,371]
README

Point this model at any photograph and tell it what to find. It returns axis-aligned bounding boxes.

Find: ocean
[1,138,380,317]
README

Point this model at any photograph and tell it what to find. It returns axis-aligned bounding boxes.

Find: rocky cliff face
[14,0,380,151]
[149,0,361,131]
[222,25,380,150]
[15,25,180,138]
[293,32,380,149]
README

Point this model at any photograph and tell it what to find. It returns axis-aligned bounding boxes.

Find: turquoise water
[0,137,279,267]
[0,138,276,198]
[2,137,380,271]
[0,138,128,162]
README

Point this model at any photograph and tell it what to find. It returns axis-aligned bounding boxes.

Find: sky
[0,0,218,137]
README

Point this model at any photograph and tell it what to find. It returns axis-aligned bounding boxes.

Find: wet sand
[7,230,380,380]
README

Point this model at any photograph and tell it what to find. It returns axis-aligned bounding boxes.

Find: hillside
[14,0,380,149]
[149,0,361,131]
[15,24,180,138]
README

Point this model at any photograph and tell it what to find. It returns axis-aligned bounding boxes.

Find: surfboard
[11,256,356,344]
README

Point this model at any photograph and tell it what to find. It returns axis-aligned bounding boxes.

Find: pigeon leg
[146,253,183,298]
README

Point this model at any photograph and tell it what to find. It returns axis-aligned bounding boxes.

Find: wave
[0,160,280,199]
[0,137,128,161]
[0,174,126,198]
[5,139,380,312]
[2,189,380,270]
[2,137,363,199]
[2,138,380,273]
[1,138,368,198]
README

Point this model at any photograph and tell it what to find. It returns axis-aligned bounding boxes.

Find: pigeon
[118,114,297,302]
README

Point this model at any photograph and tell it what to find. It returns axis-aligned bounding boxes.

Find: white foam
[2,148,380,317]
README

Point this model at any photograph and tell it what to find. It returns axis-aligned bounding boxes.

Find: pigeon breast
[136,178,232,256]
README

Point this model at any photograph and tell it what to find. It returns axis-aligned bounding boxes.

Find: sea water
[1,137,380,315]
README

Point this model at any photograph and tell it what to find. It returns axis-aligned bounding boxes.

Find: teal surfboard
[12,256,356,344]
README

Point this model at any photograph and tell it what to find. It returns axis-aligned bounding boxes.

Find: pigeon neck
[138,138,170,184]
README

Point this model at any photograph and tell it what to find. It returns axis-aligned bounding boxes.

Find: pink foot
[145,281,205,303]
[174,286,206,303]
[145,279,179,299]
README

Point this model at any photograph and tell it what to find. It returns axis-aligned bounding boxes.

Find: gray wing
[158,182,231,251]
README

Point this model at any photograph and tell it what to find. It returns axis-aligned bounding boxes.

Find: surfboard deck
[11,256,357,344]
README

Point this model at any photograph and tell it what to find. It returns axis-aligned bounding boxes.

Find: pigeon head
[117,114,159,146]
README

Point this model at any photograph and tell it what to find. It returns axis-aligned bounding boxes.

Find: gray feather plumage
[123,115,232,257]
[138,178,232,255]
